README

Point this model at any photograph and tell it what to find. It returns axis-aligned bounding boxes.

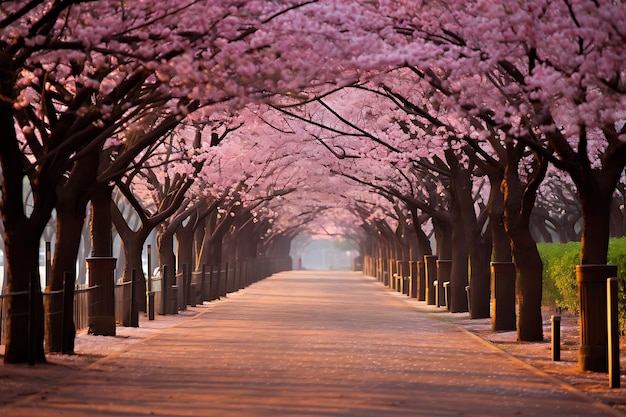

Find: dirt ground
[1,300,625,414]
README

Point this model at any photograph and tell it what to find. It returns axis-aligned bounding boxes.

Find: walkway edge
[1,301,219,411]
[460,328,625,417]
[378,281,626,417]
[85,304,214,371]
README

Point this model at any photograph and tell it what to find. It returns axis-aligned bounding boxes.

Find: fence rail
[0,284,97,346]
[0,256,290,349]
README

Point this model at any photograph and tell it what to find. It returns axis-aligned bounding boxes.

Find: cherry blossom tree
[0,0,385,364]
[363,0,625,367]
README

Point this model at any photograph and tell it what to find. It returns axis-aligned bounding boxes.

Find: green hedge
[538,238,626,330]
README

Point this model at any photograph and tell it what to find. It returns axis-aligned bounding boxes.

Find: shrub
[538,238,626,331]
[538,241,580,311]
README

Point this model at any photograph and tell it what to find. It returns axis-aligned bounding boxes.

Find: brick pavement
[2,271,623,416]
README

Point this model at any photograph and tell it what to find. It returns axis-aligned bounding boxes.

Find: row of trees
[2,1,625,374]
[268,0,626,373]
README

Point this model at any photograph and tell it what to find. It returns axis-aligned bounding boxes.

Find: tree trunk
[121,238,147,311]
[450,158,490,319]
[46,153,97,353]
[0,101,50,363]
[449,211,469,313]
[194,219,208,270]
[87,183,116,336]
[157,224,177,275]
[510,226,544,341]
[410,207,433,258]
[579,183,613,265]
[91,184,113,258]
[487,174,512,263]
[502,143,545,341]
[176,221,196,274]
[3,234,46,363]
[576,175,618,371]
[46,206,84,353]
[111,201,150,312]
[432,217,452,260]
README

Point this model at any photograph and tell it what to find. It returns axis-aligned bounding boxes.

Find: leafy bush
[538,238,626,331]
[538,241,580,311]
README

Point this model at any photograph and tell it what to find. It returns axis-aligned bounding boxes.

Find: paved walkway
[2,271,621,416]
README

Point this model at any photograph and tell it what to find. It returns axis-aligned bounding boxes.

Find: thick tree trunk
[410,207,433,258]
[1,100,50,363]
[449,212,469,313]
[579,186,612,265]
[121,239,147,311]
[176,223,195,274]
[46,153,97,353]
[576,176,617,371]
[487,176,512,263]
[111,201,150,313]
[510,227,544,341]
[157,225,177,275]
[194,220,208,270]
[502,144,545,342]
[3,235,46,363]
[46,206,84,353]
[91,185,113,258]
[451,161,490,319]
[88,184,116,336]
[432,217,452,260]
[207,229,225,266]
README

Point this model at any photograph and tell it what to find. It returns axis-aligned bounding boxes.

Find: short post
[147,245,152,294]
[190,282,197,307]
[576,264,616,372]
[45,242,52,287]
[201,264,207,301]
[436,260,451,308]
[607,278,620,388]
[443,281,451,311]
[417,260,426,301]
[171,285,178,313]
[87,257,117,336]
[28,273,36,366]
[147,291,155,320]
[146,246,154,320]
[424,255,438,306]
[551,315,561,362]
[130,269,139,327]
[62,271,74,353]
[61,273,66,353]
[182,263,189,307]
[224,262,229,296]
[208,265,215,301]
[409,261,418,299]
[162,265,169,314]
[216,264,223,298]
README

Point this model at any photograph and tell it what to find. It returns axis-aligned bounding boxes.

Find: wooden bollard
[551,315,561,362]
[607,278,620,388]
